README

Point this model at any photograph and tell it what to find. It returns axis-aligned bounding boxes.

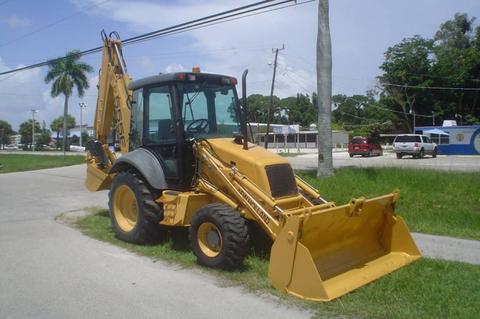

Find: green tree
[50,115,76,148]
[378,13,480,130]
[434,13,475,50]
[378,35,434,132]
[37,130,52,146]
[0,120,14,149]
[432,13,480,118]
[280,94,317,128]
[44,50,93,154]
[19,120,41,150]
[332,94,373,125]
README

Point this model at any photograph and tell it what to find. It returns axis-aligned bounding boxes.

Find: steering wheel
[186,118,209,134]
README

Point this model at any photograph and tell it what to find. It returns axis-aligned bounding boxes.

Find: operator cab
[129,69,241,189]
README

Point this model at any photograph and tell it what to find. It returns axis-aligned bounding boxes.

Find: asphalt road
[0,165,309,319]
[288,151,480,172]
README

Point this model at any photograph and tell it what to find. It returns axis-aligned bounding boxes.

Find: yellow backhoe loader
[85,31,420,301]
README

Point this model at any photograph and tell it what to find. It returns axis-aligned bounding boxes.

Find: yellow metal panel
[204,138,290,196]
[268,193,421,301]
[159,191,211,226]
[85,164,112,192]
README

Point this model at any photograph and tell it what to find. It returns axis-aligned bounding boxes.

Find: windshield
[180,82,240,138]
[351,138,366,144]
[395,135,421,143]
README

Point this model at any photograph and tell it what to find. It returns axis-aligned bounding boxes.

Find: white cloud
[71,0,318,98]
[164,63,185,73]
[0,15,32,28]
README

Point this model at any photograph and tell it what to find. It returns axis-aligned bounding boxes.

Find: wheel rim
[197,222,223,258]
[113,185,138,232]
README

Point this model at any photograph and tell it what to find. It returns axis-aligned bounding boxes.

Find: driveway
[0,165,309,319]
[289,151,480,172]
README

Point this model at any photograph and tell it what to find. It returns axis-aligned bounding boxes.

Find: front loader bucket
[268,193,420,301]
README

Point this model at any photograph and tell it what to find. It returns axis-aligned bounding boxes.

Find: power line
[336,111,388,127]
[0,73,18,82]
[381,82,480,91]
[369,104,434,118]
[0,0,310,76]
[122,0,315,46]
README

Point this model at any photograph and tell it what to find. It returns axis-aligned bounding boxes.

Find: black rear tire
[189,203,250,269]
[432,148,437,158]
[396,153,402,159]
[419,149,425,159]
[109,171,163,244]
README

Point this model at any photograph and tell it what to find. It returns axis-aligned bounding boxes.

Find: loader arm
[194,140,420,301]
[85,32,133,191]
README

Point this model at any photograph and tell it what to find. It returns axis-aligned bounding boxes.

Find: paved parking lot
[288,151,480,171]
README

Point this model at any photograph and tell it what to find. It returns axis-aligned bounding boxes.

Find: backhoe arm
[94,31,132,154]
[86,32,132,192]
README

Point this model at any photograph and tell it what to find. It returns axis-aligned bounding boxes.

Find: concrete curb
[412,232,480,265]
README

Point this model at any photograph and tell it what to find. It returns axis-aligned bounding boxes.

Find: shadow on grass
[93,208,272,273]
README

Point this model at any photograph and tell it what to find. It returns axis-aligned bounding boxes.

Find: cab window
[180,82,239,138]
[131,89,144,149]
[145,86,175,144]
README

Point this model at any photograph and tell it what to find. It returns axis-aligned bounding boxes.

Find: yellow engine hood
[205,138,292,197]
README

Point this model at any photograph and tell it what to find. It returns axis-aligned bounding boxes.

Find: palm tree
[316,0,333,177]
[45,50,93,155]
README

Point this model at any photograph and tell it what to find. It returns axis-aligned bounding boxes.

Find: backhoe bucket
[268,193,420,301]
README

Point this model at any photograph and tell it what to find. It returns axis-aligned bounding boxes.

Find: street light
[409,109,416,133]
[31,109,39,152]
[455,113,463,126]
[79,102,87,147]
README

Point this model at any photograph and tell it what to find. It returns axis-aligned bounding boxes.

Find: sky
[0,0,479,130]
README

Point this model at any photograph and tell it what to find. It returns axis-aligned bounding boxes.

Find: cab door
[143,85,182,188]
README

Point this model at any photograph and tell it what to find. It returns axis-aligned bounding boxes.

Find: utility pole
[31,109,38,152]
[264,45,285,149]
[79,102,87,147]
[316,0,333,177]
[409,109,416,133]
[432,111,435,126]
[0,128,4,150]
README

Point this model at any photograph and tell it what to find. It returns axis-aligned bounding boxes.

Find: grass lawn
[75,209,480,319]
[0,154,85,173]
[298,168,480,240]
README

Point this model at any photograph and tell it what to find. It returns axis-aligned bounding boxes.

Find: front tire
[432,148,437,158]
[189,203,250,269]
[396,153,402,159]
[109,171,163,244]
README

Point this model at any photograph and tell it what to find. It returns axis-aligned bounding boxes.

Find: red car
[348,136,383,157]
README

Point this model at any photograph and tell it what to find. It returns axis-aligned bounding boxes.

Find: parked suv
[393,134,437,159]
[348,136,383,157]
